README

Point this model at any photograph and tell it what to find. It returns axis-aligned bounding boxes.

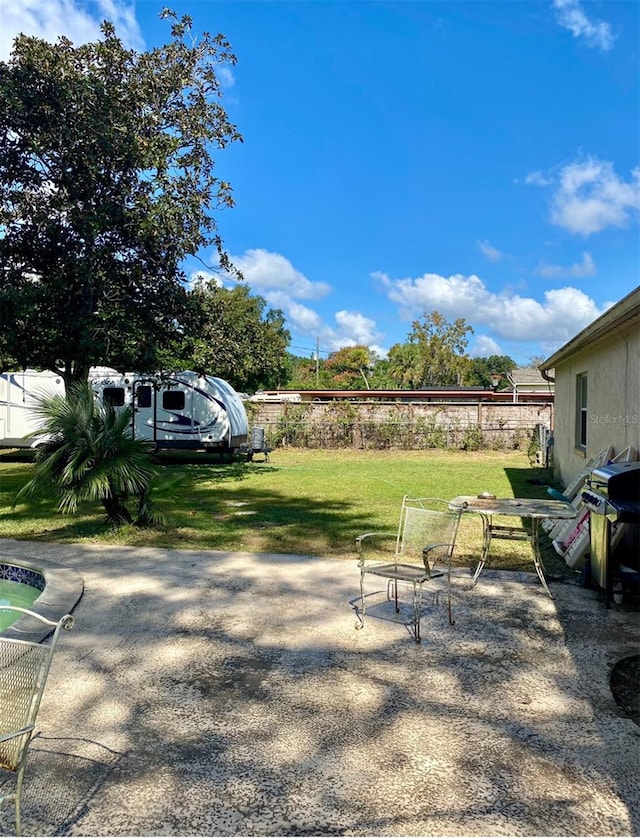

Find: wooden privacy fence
[245,399,554,454]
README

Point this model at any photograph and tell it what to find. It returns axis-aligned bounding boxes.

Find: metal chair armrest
[423,542,454,570]
[423,542,453,555]
[356,532,396,566]
[356,531,392,550]
[0,725,35,744]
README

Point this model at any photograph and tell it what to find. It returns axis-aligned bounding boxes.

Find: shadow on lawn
[3,483,371,557]
[1,454,569,558]
[0,448,36,464]
[503,465,558,499]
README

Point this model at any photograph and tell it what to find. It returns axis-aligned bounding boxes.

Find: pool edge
[0,557,84,642]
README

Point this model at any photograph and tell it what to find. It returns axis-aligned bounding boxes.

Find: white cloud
[229,249,330,300]
[216,65,236,89]
[374,269,605,344]
[283,305,383,355]
[223,249,384,354]
[94,0,143,47]
[470,336,503,358]
[0,0,144,59]
[552,0,615,51]
[476,239,504,262]
[535,251,596,279]
[552,159,640,236]
[524,171,554,187]
[526,157,640,236]
[374,271,488,322]
[284,307,383,354]
[283,299,324,334]
[330,311,382,350]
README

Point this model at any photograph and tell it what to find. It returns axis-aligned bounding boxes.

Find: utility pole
[315,337,320,385]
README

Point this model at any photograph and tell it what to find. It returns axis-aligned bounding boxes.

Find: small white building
[540,286,640,487]
[506,368,554,402]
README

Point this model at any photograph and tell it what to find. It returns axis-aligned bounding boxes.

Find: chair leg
[355,569,366,629]
[467,517,491,590]
[15,767,25,837]
[413,582,422,643]
[385,579,399,610]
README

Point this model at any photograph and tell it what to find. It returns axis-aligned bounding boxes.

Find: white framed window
[575,373,587,450]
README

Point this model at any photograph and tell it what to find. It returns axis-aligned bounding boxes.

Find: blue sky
[2,0,639,366]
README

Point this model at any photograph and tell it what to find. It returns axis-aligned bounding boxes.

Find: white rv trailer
[0,369,65,448]
[0,369,249,454]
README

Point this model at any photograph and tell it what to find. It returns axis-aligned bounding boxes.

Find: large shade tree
[0,11,242,388]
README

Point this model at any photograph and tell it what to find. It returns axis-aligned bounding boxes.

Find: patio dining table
[449,495,578,598]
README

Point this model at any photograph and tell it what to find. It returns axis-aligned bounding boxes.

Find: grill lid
[588,461,640,501]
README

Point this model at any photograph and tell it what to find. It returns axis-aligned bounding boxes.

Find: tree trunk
[102,496,133,524]
[61,361,91,391]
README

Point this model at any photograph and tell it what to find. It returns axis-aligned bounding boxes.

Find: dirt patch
[610,654,640,726]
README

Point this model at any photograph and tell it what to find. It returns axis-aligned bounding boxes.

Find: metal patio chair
[355,497,462,642]
[0,607,74,836]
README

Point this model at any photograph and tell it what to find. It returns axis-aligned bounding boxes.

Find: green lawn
[0,448,564,573]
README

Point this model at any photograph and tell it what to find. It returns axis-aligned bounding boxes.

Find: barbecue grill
[582,461,640,607]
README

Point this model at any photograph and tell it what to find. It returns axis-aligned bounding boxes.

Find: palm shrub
[15,382,158,524]
[134,472,187,528]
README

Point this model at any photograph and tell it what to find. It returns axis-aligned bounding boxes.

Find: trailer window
[136,385,152,409]
[163,391,185,411]
[103,387,125,407]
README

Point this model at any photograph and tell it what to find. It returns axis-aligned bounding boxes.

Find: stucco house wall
[541,287,640,487]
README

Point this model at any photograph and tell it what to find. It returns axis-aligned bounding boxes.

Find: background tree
[527,355,547,368]
[285,353,329,389]
[173,281,290,392]
[467,354,516,389]
[324,346,375,389]
[0,11,241,387]
[385,342,423,389]
[366,357,395,389]
[406,311,473,386]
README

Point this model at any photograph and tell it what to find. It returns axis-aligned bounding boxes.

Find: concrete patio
[1,537,639,837]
